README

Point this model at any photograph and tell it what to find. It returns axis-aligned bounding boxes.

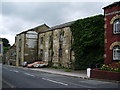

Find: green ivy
[71,14,104,70]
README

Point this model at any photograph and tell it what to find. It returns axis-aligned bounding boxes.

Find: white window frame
[113,46,120,60]
[113,19,120,34]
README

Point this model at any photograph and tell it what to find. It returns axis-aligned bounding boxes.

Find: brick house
[103,1,120,66]
[16,24,49,66]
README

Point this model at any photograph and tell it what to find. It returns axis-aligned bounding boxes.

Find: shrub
[100,62,120,72]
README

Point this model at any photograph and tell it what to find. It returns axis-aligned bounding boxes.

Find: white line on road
[13,70,19,73]
[42,78,68,86]
[2,79,16,88]
[24,73,35,77]
[3,67,8,70]
[8,70,19,73]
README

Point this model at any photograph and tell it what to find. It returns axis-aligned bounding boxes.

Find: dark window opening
[59,48,62,57]
[49,35,52,42]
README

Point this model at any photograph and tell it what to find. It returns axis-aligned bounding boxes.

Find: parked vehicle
[22,61,28,67]
[27,61,48,68]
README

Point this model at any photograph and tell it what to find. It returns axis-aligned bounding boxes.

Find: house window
[113,19,120,34]
[113,46,120,60]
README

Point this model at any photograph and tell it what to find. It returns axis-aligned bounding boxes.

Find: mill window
[41,37,43,44]
[49,35,52,42]
[59,48,62,57]
[59,32,63,42]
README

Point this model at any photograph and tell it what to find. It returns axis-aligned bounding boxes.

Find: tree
[2,38,11,53]
[2,38,10,47]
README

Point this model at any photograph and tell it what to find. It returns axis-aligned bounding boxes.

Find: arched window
[113,19,120,34]
[113,46,120,60]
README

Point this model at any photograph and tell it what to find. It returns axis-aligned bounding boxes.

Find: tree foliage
[2,38,10,47]
[71,15,104,70]
[2,38,10,53]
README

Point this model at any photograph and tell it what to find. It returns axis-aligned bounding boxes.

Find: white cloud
[1,1,118,45]
[2,0,119,2]
[0,15,43,45]
[0,34,15,46]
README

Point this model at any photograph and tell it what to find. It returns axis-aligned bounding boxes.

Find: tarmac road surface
[2,65,120,89]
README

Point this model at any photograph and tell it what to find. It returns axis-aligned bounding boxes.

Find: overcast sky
[0,0,119,45]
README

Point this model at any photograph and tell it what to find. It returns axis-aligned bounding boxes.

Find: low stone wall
[90,69,120,81]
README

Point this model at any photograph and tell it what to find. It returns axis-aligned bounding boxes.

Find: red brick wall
[104,5,120,65]
[90,69,120,81]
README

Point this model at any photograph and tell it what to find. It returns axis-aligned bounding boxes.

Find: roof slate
[39,21,74,33]
[16,24,49,36]
[103,1,120,9]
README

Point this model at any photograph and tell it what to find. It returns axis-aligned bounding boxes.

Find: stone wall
[16,24,49,66]
[3,44,16,66]
[38,27,75,68]
[16,33,25,66]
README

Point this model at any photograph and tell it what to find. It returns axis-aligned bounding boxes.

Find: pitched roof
[39,21,74,33]
[16,24,49,36]
[103,1,120,9]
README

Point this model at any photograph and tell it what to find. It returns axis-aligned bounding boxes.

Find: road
[2,65,120,89]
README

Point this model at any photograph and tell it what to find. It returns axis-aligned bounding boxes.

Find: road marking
[2,78,16,88]
[24,73,35,77]
[9,70,13,71]
[13,70,19,73]
[42,78,68,86]
[8,70,19,73]
[3,67,8,70]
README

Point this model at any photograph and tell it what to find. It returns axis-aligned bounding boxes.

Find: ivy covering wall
[71,15,104,70]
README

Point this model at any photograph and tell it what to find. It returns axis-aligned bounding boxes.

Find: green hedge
[71,15,104,70]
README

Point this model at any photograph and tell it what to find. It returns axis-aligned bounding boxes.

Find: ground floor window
[59,48,62,57]
[113,46,120,60]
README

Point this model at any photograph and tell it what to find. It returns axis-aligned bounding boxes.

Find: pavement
[4,65,88,79]
[30,68,88,79]
[23,67,120,83]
